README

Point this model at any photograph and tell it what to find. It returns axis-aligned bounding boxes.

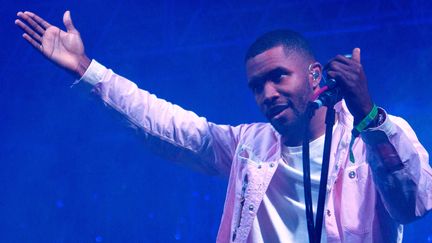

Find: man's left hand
[325,48,374,124]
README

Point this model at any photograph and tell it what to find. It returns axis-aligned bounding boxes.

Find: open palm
[16,11,85,74]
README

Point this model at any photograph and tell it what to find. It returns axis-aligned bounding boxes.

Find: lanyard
[302,103,336,243]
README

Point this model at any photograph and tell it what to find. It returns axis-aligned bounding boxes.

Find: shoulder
[238,122,279,137]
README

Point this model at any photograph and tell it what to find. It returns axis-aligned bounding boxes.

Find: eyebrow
[248,67,291,89]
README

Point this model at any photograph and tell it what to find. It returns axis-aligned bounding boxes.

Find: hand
[325,48,374,124]
[15,10,90,77]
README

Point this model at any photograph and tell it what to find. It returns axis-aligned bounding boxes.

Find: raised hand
[15,10,90,77]
[325,48,374,124]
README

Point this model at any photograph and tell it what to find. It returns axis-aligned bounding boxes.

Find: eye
[277,74,288,81]
[271,70,289,83]
[271,74,283,84]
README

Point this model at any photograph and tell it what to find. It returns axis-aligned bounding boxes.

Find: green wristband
[349,104,379,163]
[354,104,379,135]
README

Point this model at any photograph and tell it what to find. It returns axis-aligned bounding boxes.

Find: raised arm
[15,11,241,176]
[15,10,90,77]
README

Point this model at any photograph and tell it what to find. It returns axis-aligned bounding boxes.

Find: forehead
[246,45,307,80]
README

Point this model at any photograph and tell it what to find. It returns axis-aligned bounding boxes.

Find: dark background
[1,0,431,242]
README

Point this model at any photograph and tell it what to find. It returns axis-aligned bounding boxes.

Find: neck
[282,107,328,147]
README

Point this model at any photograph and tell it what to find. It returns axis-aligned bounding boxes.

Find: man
[15,10,432,243]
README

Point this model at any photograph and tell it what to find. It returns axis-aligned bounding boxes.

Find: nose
[262,81,279,106]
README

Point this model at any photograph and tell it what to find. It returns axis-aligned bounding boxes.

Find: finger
[324,56,351,71]
[327,59,352,72]
[326,70,351,88]
[17,12,45,36]
[22,33,43,52]
[326,70,342,82]
[23,11,51,29]
[63,10,77,33]
[325,61,350,73]
[352,48,361,63]
[325,65,351,83]
[15,19,43,43]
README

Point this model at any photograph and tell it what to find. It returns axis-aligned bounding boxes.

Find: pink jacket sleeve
[362,112,432,224]
[81,60,242,176]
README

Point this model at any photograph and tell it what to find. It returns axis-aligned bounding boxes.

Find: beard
[270,100,307,135]
[268,85,314,141]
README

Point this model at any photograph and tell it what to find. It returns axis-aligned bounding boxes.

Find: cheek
[280,76,308,92]
[288,80,315,104]
[255,96,265,110]
[255,96,270,115]
[296,77,314,95]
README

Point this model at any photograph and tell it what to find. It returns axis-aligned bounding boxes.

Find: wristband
[349,104,379,163]
[353,104,379,136]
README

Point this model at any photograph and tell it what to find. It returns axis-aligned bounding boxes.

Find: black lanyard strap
[302,101,337,243]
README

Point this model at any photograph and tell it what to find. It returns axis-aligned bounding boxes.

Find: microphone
[311,77,341,108]
[311,54,351,109]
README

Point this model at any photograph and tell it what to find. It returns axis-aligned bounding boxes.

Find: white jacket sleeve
[362,112,432,224]
[81,60,242,176]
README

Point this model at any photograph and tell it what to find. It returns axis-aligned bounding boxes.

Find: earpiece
[308,63,321,83]
[308,63,320,81]
[312,71,319,81]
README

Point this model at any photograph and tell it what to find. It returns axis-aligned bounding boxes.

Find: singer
[15,10,432,243]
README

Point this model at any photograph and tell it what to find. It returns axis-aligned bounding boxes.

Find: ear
[308,62,322,89]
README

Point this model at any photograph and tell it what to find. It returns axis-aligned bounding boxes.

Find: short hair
[245,29,315,62]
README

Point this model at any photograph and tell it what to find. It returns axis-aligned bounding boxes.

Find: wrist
[353,104,379,136]
[349,103,379,163]
[352,101,373,125]
[75,55,91,78]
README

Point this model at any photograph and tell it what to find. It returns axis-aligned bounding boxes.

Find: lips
[266,104,290,119]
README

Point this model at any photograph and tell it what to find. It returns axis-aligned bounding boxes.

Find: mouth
[266,104,290,120]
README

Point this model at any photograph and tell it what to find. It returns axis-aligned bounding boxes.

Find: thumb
[63,10,77,32]
[352,47,361,63]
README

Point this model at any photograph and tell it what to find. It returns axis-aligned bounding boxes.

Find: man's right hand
[15,10,90,77]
